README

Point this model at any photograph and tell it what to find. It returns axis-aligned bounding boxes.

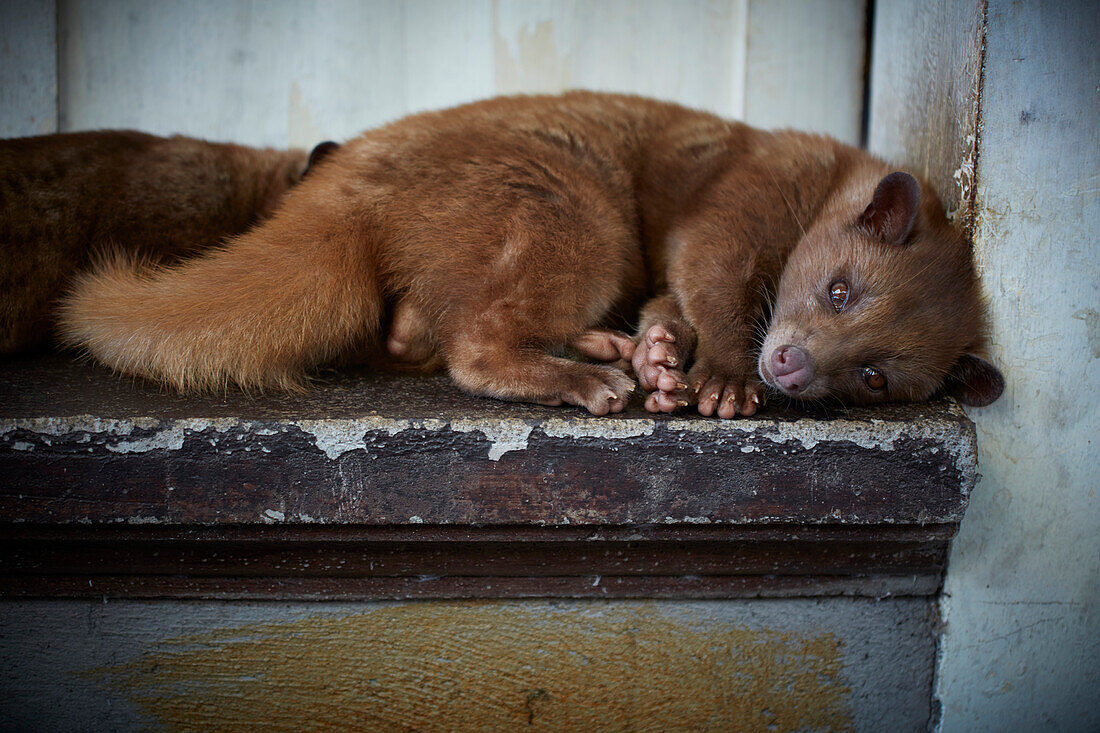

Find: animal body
[0,131,336,353]
[58,92,1003,415]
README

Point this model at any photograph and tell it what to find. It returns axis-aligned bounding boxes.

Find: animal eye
[829,280,850,311]
[862,367,887,391]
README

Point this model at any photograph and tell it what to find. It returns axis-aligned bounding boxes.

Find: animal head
[758,170,1004,407]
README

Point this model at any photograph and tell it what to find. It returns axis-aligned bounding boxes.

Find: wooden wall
[0,0,58,138]
[2,0,866,146]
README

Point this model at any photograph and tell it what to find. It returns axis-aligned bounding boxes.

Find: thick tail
[58,213,382,392]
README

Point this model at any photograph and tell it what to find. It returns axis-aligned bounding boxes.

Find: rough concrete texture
[0,356,977,528]
[934,1,1100,729]
[0,598,936,732]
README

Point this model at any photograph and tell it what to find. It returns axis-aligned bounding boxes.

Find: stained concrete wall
[869,0,1100,728]
[934,2,1100,729]
[0,598,936,732]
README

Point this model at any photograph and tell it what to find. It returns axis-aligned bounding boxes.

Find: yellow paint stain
[92,601,852,732]
[492,3,571,94]
[288,81,321,150]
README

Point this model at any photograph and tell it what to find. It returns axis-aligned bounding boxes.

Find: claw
[752,393,760,404]
[676,382,688,390]
[676,400,689,407]
[653,328,674,343]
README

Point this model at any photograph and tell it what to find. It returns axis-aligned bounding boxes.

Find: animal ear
[303,141,340,177]
[943,353,1004,406]
[857,172,921,245]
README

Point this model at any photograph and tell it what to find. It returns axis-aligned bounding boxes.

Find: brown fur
[57,93,1003,415]
[0,130,315,353]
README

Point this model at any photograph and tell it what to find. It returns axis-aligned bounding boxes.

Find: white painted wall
[3,0,865,146]
[745,0,865,143]
[0,0,58,138]
[866,0,1098,725]
[934,2,1100,728]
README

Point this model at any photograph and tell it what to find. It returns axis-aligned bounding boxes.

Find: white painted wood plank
[60,0,417,146]
[401,0,496,117]
[866,0,984,221]
[52,0,865,147]
[0,0,58,138]
[492,0,748,119]
[57,0,752,146]
[744,0,866,144]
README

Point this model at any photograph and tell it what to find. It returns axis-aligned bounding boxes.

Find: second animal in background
[0,131,337,353]
[58,93,1003,415]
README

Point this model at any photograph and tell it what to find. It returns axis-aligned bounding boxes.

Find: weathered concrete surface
[937,2,1100,729]
[0,598,937,732]
[0,356,975,599]
[870,1,1100,730]
[0,355,978,528]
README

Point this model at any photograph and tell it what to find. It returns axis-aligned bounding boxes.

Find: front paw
[688,364,766,418]
[633,324,691,413]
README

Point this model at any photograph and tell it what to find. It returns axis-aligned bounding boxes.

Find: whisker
[767,168,806,238]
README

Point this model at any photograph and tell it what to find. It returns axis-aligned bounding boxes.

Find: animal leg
[447,339,636,415]
[668,247,768,417]
[569,328,636,370]
[386,297,437,364]
[632,294,695,413]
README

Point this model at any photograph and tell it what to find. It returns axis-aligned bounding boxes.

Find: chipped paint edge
[0,404,976,485]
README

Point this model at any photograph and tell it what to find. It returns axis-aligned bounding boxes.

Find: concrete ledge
[0,355,977,599]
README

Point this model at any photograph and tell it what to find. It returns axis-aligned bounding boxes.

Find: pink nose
[770,345,814,394]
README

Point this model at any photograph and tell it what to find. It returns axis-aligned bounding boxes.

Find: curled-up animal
[57,93,1002,415]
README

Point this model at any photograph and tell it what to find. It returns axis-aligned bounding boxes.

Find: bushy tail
[58,220,382,392]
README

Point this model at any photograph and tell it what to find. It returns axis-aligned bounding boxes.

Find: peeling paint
[451,418,534,461]
[663,407,975,484]
[295,417,447,460]
[760,412,977,483]
[666,417,723,433]
[1,415,464,462]
[1,402,976,489]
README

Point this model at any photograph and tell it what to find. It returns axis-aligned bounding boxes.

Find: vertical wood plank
[401,0,495,117]
[491,0,748,119]
[744,0,866,145]
[60,0,419,146]
[0,0,58,138]
[51,0,865,148]
[866,0,985,224]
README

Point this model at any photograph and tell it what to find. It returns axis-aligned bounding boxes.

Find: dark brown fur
[0,130,320,353]
[58,93,1003,415]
